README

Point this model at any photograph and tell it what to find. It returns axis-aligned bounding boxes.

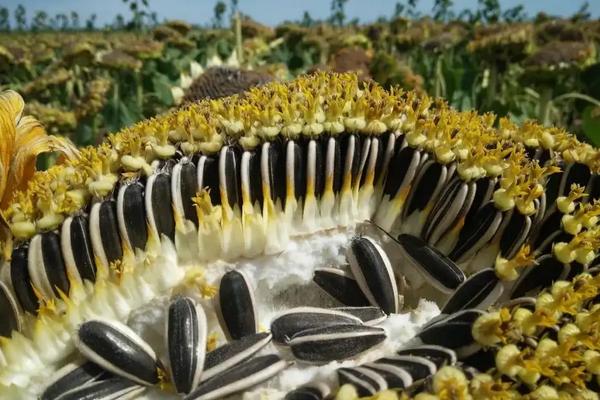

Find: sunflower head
[468,23,534,65]
[96,49,143,72]
[522,41,596,86]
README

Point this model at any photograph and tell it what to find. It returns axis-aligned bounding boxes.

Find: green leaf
[151,73,174,106]
[582,106,600,146]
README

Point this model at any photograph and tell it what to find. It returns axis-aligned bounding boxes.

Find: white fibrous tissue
[129,229,440,399]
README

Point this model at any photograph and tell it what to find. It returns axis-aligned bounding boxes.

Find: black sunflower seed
[0,280,20,337]
[441,268,503,314]
[312,268,370,307]
[396,234,465,293]
[145,173,175,242]
[196,154,220,206]
[376,133,398,187]
[375,354,437,381]
[287,140,306,202]
[172,158,199,225]
[41,361,106,400]
[61,215,96,283]
[560,162,591,197]
[337,367,387,397]
[240,150,263,207]
[167,296,207,394]
[219,146,242,209]
[362,362,413,389]
[262,141,287,205]
[511,255,566,299]
[75,319,161,386]
[324,137,343,195]
[333,306,386,325]
[449,203,503,262]
[499,212,531,259]
[185,354,288,400]
[415,309,483,358]
[340,134,361,192]
[10,244,38,314]
[307,139,325,199]
[289,324,386,363]
[203,332,272,382]
[90,200,123,267]
[284,383,330,400]
[28,232,70,299]
[270,307,362,345]
[403,161,447,220]
[55,377,145,400]
[396,345,457,368]
[116,182,148,252]
[346,236,398,314]
[425,179,476,246]
[216,270,257,341]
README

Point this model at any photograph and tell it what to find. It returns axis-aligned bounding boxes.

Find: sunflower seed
[270,307,362,345]
[424,179,476,246]
[499,212,531,259]
[449,203,503,263]
[396,345,457,368]
[41,361,106,400]
[312,268,370,307]
[203,332,272,382]
[196,154,220,205]
[240,150,263,207]
[89,201,123,267]
[396,234,465,293]
[216,270,257,340]
[116,182,148,251]
[262,141,287,206]
[337,367,387,396]
[219,146,242,209]
[340,134,361,192]
[559,162,591,197]
[61,215,96,284]
[381,145,419,201]
[284,383,331,400]
[415,309,483,358]
[0,280,20,337]
[289,324,386,363]
[511,254,565,299]
[172,158,199,225]
[402,161,448,225]
[167,296,207,394]
[28,232,70,300]
[74,319,161,386]
[375,145,421,231]
[10,245,38,314]
[441,268,503,314]
[306,139,325,200]
[347,236,398,314]
[185,354,288,400]
[55,377,145,400]
[375,354,436,381]
[324,136,343,195]
[145,173,175,241]
[362,362,413,389]
[286,140,306,202]
[333,307,386,325]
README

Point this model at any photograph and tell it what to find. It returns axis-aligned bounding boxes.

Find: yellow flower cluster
[472,271,600,396]
[3,72,594,246]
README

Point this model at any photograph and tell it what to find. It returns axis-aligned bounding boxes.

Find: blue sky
[0,0,598,26]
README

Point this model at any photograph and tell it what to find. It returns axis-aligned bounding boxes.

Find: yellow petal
[0,91,79,209]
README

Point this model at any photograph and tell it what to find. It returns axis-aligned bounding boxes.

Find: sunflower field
[4,1,600,400]
[1,2,599,151]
